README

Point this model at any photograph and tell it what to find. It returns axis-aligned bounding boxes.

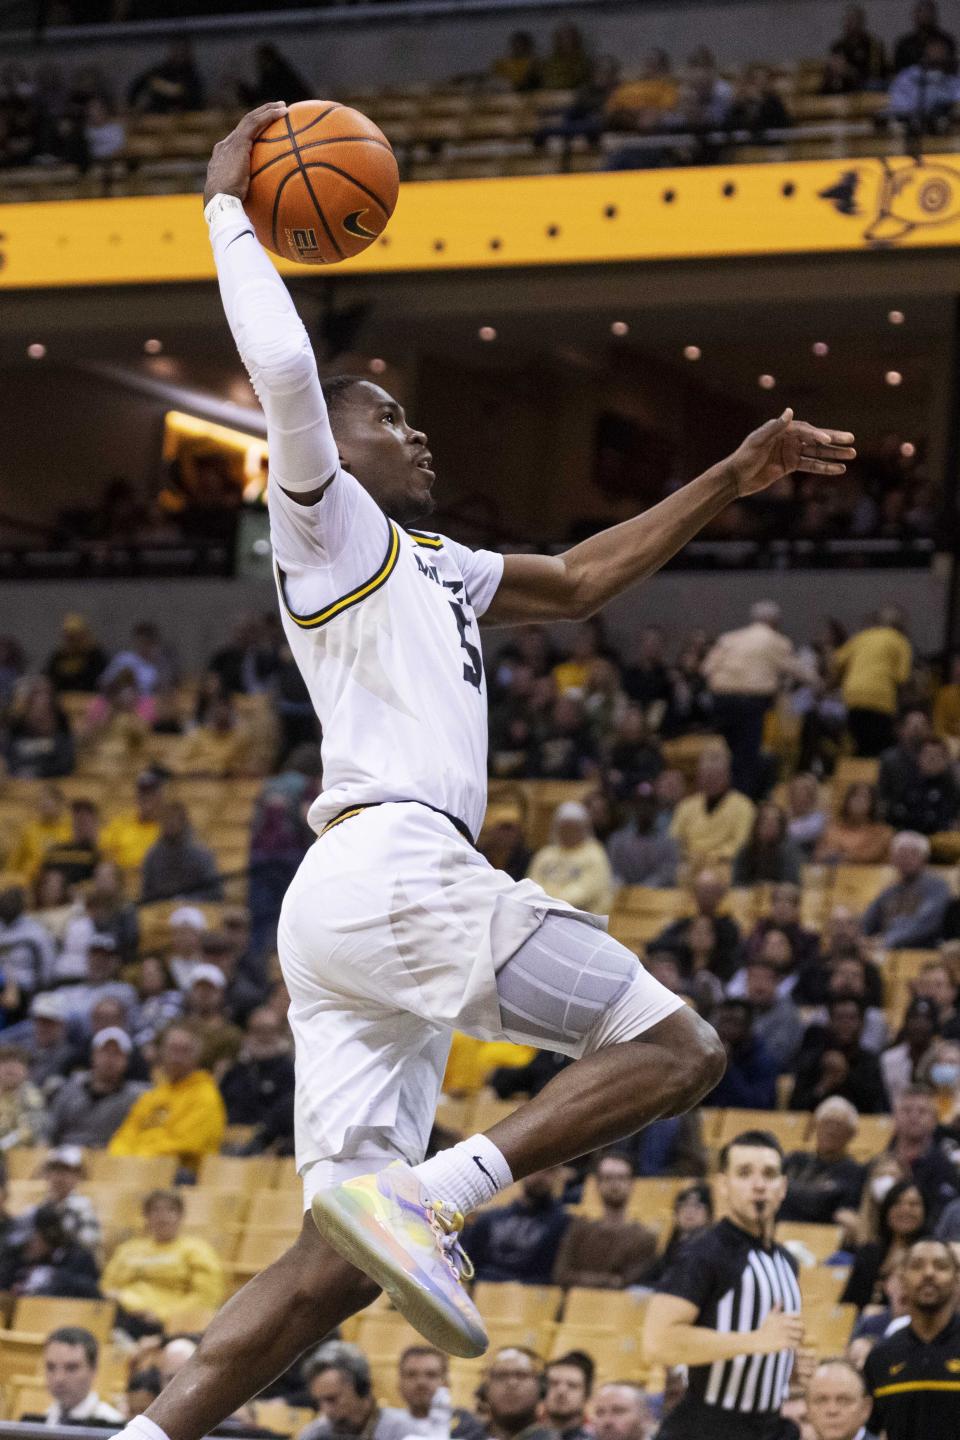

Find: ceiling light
[144,338,163,355]
[812,341,829,357]
[683,345,702,360]
[758,373,776,389]
[885,370,903,386]
[368,357,387,374]
[478,326,497,342]
[26,343,46,359]
[888,309,905,325]
[611,321,629,337]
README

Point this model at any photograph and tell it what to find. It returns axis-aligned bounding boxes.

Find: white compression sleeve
[206,193,340,494]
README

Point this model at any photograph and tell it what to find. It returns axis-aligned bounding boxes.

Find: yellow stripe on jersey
[276,520,400,630]
[406,529,443,549]
[319,806,367,837]
[874,1381,960,1396]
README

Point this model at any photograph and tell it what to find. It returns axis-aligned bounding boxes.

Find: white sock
[125,1417,171,1440]
[412,1133,513,1213]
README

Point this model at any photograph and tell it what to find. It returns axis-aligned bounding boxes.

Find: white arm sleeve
[207,196,338,495]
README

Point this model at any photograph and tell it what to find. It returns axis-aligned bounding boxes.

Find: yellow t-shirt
[934,683,960,741]
[443,1034,536,1096]
[101,1232,224,1323]
[526,839,615,914]
[5,816,72,878]
[670,790,756,866]
[100,812,161,870]
[606,78,679,117]
[833,626,912,715]
[108,1070,226,1172]
[174,727,249,777]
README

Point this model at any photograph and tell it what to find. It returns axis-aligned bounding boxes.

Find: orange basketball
[245,99,399,265]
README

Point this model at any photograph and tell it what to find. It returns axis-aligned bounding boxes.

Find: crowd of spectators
[7,4,960,177]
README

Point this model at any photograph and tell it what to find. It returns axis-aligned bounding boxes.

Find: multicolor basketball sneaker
[311,1161,488,1358]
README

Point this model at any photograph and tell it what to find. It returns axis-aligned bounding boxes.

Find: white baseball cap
[169,906,207,931]
[189,963,227,990]
[92,1026,133,1054]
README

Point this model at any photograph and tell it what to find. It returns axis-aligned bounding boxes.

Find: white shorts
[278,801,681,1204]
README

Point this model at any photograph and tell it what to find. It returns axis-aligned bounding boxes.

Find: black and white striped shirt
[656,1218,803,1440]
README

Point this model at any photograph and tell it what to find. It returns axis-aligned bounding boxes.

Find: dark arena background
[2,0,960,1437]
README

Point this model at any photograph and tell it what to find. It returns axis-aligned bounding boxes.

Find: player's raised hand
[752,1304,805,1354]
[203,102,288,206]
[729,409,856,497]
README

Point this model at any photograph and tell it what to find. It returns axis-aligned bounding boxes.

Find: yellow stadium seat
[832,758,880,803]
[4,1149,47,1182]
[76,1184,145,1230]
[84,1153,177,1188]
[179,1189,249,1230]
[848,1114,893,1162]
[6,1180,46,1213]
[12,1297,115,1343]
[252,1402,314,1436]
[272,1157,299,1190]
[483,1318,552,1356]
[803,1303,858,1355]
[231,1227,298,1272]
[10,1382,50,1420]
[799,1266,846,1307]
[715,1110,811,1153]
[468,1094,520,1132]
[246,1189,305,1230]
[776,1222,842,1262]
[198,1155,279,1192]
[563,1288,649,1330]
[544,1323,647,1382]
[0,1335,46,1387]
[473,1283,562,1325]
[831,864,895,909]
[354,1309,424,1359]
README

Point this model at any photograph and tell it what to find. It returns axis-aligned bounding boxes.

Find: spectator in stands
[816,783,893,865]
[619,1103,708,1178]
[299,1340,409,1440]
[552,1151,657,1288]
[842,1179,929,1308]
[140,802,223,904]
[703,999,778,1108]
[0,1043,47,1148]
[482,1348,553,1440]
[395,1346,485,1440]
[197,927,264,1024]
[238,43,311,109]
[886,736,960,837]
[54,861,139,977]
[0,884,55,994]
[702,601,809,797]
[781,1096,865,1223]
[605,708,664,796]
[862,832,951,948]
[20,993,74,1090]
[128,41,204,114]
[125,1367,163,1419]
[174,694,253,778]
[531,694,598,780]
[462,1168,570,1283]
[3,678,74,779]
[914,957,959,1031]
[934,652,960,744]
[786,772,829,859]
[101,1188,223,1337]
[18,1147,100,1253]
[801,952,889,1054]
[0,1204,99,1298]
[542,1353,593,1440]
[791,994,890,1113]
[219,1004,294,1127]
[669,747,755,868]
[540,24,593,91]
[249,743,321,957]
[6,783,71,882]
[100,621,170,696]
[879,708,931,818]
[674,47,734,150]
[108,1021,226,1174]
[132,956,183,1048]
[41,1326,123,1425]
[526,801,614,914]
[732,802,804,885]
[833,610,912,757]
[46,1026,145,1148]
[804,1360,874,1440]
[882,997,941,1106]
[893,0,958,73]
[57,933,139,1033]
[183,965,243,1077]
[652,867,743,981]
[478,798,532,884]
[923,1036,960,1124]
[165,905,207,990]
[743,959,805,1071]
[748,882,821,970]
[100,768,167,870]
[606,781,679,886]
[590,1384,651,1440]
[640,1182,713,1286]
[45,615,108,694]
[829,5,888,89]
[492,31,542,93]
[43,798,100,888]
[623,625,672,719]
[604,48,679,132]
[888,1084,959,1218]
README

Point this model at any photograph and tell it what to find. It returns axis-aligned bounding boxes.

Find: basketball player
[115,104,854,1440]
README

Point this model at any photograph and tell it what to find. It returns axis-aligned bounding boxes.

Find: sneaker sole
[311,1190,488,1359]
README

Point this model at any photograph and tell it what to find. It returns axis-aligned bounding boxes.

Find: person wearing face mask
[920,1038,960,1124]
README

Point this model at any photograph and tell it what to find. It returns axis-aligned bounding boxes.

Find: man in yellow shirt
[108,1022,225,1175]
[670,747,755,869]
[6,784,72,881]
[605,48,679,129]
[101,1188,224,1335]
[100,770,167,871]
[832,607,912,757]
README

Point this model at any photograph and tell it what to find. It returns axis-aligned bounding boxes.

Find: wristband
[204,192,250,240]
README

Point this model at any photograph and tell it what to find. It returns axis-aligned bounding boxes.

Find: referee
[643,1129,804,1440]
[863,1238,960,1440]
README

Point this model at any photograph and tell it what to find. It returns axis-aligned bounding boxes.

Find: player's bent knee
[666,1007,726,1104]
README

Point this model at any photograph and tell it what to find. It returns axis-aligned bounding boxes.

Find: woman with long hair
[841,1179,928,1308]
[732,802,803,885]
[816,782,893,864]
[640,1182,714,1285]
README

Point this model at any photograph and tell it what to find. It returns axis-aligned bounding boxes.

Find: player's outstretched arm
[483,410,855,626]
[204,105,340,507]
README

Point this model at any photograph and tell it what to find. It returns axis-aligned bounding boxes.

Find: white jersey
[269,470,504,840]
